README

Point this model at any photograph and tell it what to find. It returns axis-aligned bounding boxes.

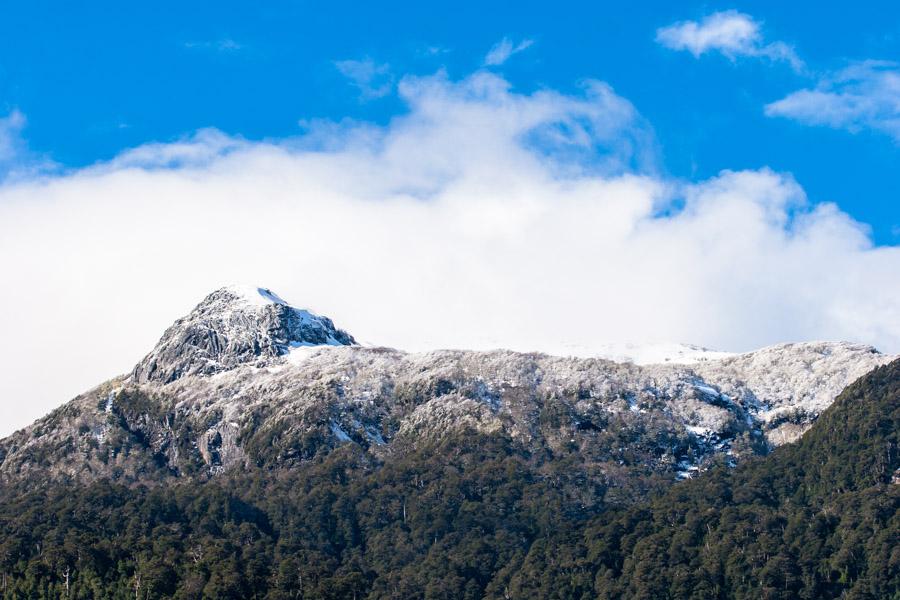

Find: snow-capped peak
[131,286,355,383]
[220,286,339,330]
[223,284,290,307]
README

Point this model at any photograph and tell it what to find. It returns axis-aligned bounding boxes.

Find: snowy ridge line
[0,285,894,488]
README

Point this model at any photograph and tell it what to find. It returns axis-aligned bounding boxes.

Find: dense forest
[0,360,897,599]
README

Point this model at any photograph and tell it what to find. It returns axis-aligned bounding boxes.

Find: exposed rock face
[0,287,894,497]
[132,285,355,383]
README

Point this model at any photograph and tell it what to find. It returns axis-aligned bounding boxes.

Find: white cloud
[0,110,26,164]
[184,38,243,52]
[656,10,802,71]
[335,58,394,99]
[484,37,534,66]
[419,45,451,57]
[766,61,900,140]
[0,110,56,181]
[0,70,898,437]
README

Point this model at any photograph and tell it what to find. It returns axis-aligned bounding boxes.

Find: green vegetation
[0,360,897,599]
[506,359,900,599]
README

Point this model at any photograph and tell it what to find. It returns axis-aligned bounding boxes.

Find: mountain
[0,287,892,497]
[0,305,895,598]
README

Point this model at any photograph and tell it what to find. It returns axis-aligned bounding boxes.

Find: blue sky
[2,1,899,242]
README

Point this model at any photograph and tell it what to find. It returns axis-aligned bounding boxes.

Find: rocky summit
[0,287,893,497]
[132,285,356,383]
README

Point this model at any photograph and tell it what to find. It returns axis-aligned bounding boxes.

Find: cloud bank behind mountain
[0,70,897,433]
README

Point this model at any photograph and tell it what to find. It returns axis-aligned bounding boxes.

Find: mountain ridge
[0,288,893,495]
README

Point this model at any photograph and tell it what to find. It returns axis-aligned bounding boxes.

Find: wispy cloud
[484,37,534,66]
[184,38,243,52]
[0,110,26,164]
[419,45,451,57]
[335,58,394,100]
[766,61,900,141]
[656,10,803,71]
[0,110,56,181]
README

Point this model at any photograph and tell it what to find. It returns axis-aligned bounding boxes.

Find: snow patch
[685,424,713,437]
[330,421,352,443]
[224,287,340,339]
[224,284,289,307]
[286,344,343,365]
[693,383,722,398]
[557,342,736,365]
[676,461,701,480]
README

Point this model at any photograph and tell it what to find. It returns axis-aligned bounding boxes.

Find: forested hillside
[0,359,896,599]
[506,357,900,599]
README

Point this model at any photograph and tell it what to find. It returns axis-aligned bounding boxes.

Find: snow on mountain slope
[0,286,894,492]
[223,284,291,306]
[558,342,736,365]
[695,341,890,444]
